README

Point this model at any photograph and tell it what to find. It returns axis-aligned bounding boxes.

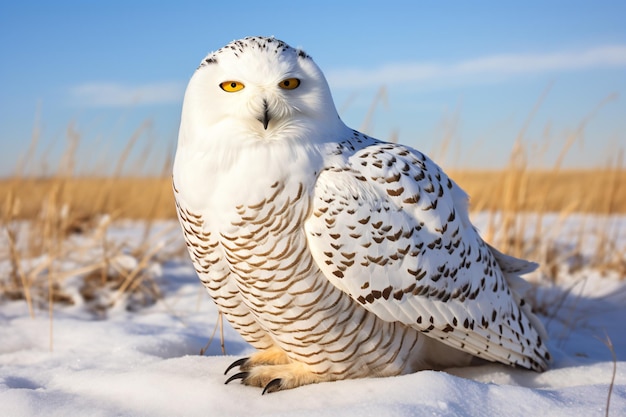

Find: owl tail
[486,243,550,351]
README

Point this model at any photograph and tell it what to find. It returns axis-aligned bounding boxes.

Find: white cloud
[70,81,185,107]
[326,45,626,89]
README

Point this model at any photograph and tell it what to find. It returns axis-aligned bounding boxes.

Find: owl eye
[278,78,300,90]
[220,81,245,92]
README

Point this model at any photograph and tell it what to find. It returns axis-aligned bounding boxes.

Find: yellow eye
[220,81,245,92]
[278,78,300,90]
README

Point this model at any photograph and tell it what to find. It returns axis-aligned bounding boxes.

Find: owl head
[178,36,344,149]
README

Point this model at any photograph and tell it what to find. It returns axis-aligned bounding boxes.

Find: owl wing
[304,142,549,371]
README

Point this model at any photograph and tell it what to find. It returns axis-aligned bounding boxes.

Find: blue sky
[1,1,625,176]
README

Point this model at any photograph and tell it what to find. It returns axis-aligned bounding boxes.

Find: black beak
[260,100,270,130]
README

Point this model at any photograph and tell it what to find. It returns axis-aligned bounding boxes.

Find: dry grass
[0,187,176,318]
[451,169,626,214]
[1,169,625,221]
[0,134,179,317]
[0,177,176,221]
[3,167,624,292]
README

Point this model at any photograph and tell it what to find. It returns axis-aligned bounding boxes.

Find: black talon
[225,372,249,385]
[262,378,282,395]
[224,357,249,375]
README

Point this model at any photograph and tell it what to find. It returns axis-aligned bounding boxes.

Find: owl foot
[224,362,323,393]
[223,372,281,394]
[224,347,291,375]
[224,372,281,394]
[224,348,323,393]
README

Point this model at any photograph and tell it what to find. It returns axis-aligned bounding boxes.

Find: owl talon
[262,378,283,395]
[224,357,249,375]
[224,371,249,385]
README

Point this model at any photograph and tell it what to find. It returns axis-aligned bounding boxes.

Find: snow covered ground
[1,217,625,417]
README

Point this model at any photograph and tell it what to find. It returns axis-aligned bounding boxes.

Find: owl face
[180,37,342,147]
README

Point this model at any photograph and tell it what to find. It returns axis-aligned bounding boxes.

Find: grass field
[1,169,625,221]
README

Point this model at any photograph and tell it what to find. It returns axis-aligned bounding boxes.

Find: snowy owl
[173,36,550,393]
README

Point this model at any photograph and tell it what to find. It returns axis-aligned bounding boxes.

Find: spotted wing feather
[305,142,550,371]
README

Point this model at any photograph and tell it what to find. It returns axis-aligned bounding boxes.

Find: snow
[1,218,625,417]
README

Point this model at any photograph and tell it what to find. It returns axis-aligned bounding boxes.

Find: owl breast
[175,169,432,379]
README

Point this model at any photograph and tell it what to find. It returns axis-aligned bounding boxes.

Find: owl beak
[259,100,270,130]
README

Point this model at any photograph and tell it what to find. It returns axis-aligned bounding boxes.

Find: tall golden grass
[2,169,624,221]
[0,126,179,319]
[452,169,626,214]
